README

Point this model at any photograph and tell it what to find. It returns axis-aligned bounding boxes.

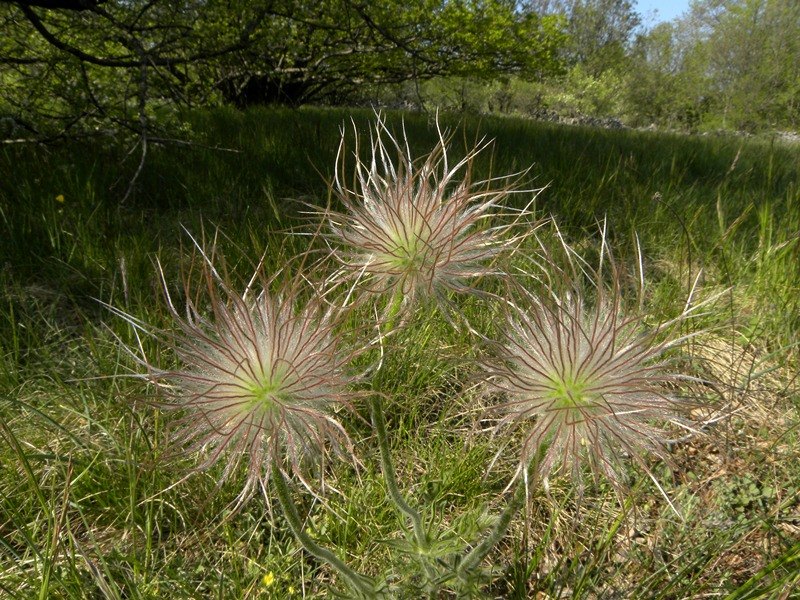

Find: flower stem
[384,289,404,332]
[272,463,375,597]
[456,480,526,578]
[370,395,429,548]
[374,288,428,545]
[374,289,437,590]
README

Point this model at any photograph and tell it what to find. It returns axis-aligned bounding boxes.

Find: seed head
[325,115,538,316]
[118,254,359,508]
[486,286,694,495]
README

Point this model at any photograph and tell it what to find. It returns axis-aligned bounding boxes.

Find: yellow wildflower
[262,572,275,587]
[55,194,65,203]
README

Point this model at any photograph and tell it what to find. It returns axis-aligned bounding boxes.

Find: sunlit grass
[0,107,798,597]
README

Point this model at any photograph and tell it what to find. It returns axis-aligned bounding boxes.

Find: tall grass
[1,108,798,598]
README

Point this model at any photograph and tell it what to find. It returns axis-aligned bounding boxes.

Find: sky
[636,0,692,25]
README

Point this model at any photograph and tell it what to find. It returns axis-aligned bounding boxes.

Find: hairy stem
[370,395,429,548]
[373,289,436,586]
[370,394,439,595]
[375,288,425,540]
[457,480,526,577]
[272,464,375,597]
[383,288,404,332]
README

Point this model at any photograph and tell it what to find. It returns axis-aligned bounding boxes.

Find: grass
[1,107,799,598]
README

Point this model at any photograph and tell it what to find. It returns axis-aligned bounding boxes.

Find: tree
[523,0,640,75]
[175,0,566,107]
[0,0,567,142]
[1,0,270,142]
[626,20,711,128]
[701,0,800,129]
[513,0,639,119]
[626,0,800,131]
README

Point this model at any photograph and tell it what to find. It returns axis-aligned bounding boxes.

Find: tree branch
[19,4,139,67]
[16,3,269,69]
[2,0,106,11]
[0,55,46,64]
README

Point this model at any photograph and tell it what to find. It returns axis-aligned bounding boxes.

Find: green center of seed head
[248,365,290,411]
[390,233,429,274]
[549,373,594,410]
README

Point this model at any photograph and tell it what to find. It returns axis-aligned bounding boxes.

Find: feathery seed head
[130,256,359,507]
[326,115,537,314]
[486,286,691,493]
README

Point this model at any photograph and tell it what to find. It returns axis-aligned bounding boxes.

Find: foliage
[3,0,800,143]
[627,0,800,131]
[0,0,566,142]
[702,0,800,130]
[525,0,640,74]
[0,0,264,139]
[390,0,800,133]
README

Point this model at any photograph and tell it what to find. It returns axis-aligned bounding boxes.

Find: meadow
[0,107,798,598]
